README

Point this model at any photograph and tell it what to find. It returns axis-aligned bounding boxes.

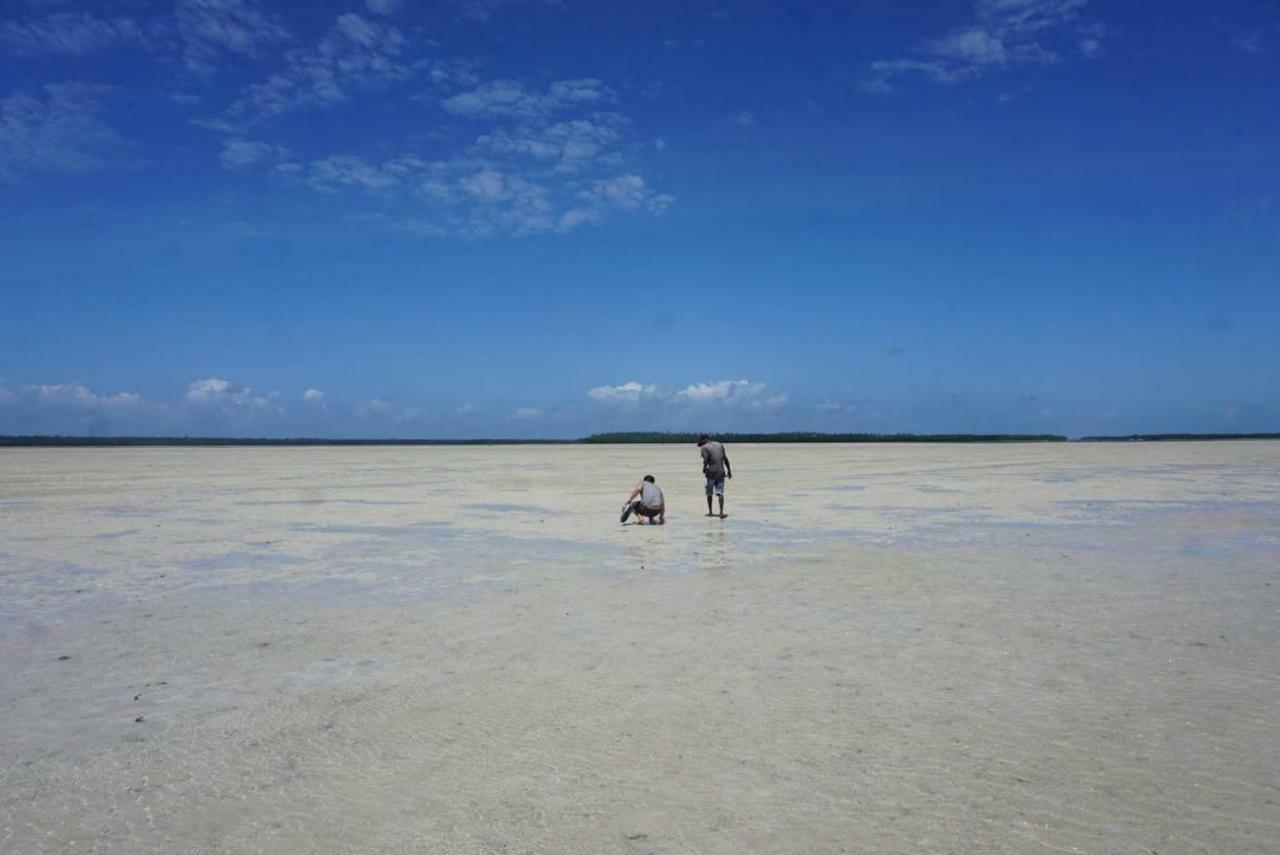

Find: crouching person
[620,475,665,525]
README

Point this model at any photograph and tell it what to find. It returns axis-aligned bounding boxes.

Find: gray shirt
[701,441,727,479]
[640,481,664,510]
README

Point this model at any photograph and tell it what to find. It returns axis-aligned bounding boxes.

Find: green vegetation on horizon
[580,432,1068,443]
[4,432,1278,447]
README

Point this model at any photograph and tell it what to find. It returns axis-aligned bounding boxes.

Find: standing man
[697,434,732,518]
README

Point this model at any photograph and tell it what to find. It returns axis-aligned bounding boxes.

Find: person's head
[697,434,710,446]
[643,474,655,483]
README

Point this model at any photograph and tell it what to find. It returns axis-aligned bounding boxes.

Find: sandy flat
[1,442,1278,853]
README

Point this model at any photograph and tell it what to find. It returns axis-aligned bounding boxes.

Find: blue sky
[1,0,1277,438]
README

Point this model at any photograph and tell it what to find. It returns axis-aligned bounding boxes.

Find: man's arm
[625,482,643,503]
[723,449,732,479]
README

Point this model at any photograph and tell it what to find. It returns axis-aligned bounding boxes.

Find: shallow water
[1,442,1278,853]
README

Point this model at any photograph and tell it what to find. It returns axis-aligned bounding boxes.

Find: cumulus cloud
[303,387,325,402]
[587,382,659,404]
[22,383,141,408]
[0,10,148,56]
[861,0,1104,92]
[186,377,280,412]
[586,379,789,411]
[176,0,291,75]
[0,82,132,183]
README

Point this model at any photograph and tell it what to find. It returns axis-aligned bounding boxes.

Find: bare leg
[706,494,713,516]
[718,494,726,518]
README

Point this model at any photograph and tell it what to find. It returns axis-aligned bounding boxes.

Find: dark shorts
[631,501,662,518]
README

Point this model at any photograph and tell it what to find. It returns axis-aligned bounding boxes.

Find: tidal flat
[1,442,1278,853]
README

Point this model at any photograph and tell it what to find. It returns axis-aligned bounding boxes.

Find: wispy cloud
[1,10,149,56]
[451,0,564,24]
[176,0,291,75]
[303,387,325,402]
[817,398,858,415]
[0,82,133,183]
[731,110,756,127]
[443,78,612,120]
[269,74,670,236]
[514,406,543,419]
[217,12,420,124]
[861,0,1106,92]
[558,175,673,231]
[219,137,287,169]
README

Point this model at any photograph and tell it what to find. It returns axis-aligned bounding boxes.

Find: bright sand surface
[1,442,1278,853]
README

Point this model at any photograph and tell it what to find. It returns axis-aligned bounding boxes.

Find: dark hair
[697,434,710,445]
[643,474,655,483]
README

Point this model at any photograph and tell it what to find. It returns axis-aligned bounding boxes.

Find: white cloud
[586,379,788,411]
[559,174,673,231]
[296,154,407,193]
[514,406,542,419]
[0,11,148,56]
[186,377,279,411]
[248,74,666,237]
[731,110,756,127]
[677,379,765,403]
[861,0,1102,92]
[456,402,477,416]
[475,116,624,173]
[443,78,613,121]
[219,137,286,169]
[176,0,291,75]
[220,12,414,123]
[1,82,132,183]
[365,0,402,15]
[587,381,659,404]
[303,387,325,402]
[22,383,141,408]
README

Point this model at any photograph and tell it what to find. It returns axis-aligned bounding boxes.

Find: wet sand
[1,442,1278,853]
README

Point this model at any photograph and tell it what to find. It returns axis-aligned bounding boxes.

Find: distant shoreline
[2,432,1277,447]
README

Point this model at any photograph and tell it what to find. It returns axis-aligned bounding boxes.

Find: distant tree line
[580,432,1068,443]
[1077,433,1280,442]
[5,432,1278,447]
[0,436,571,447]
